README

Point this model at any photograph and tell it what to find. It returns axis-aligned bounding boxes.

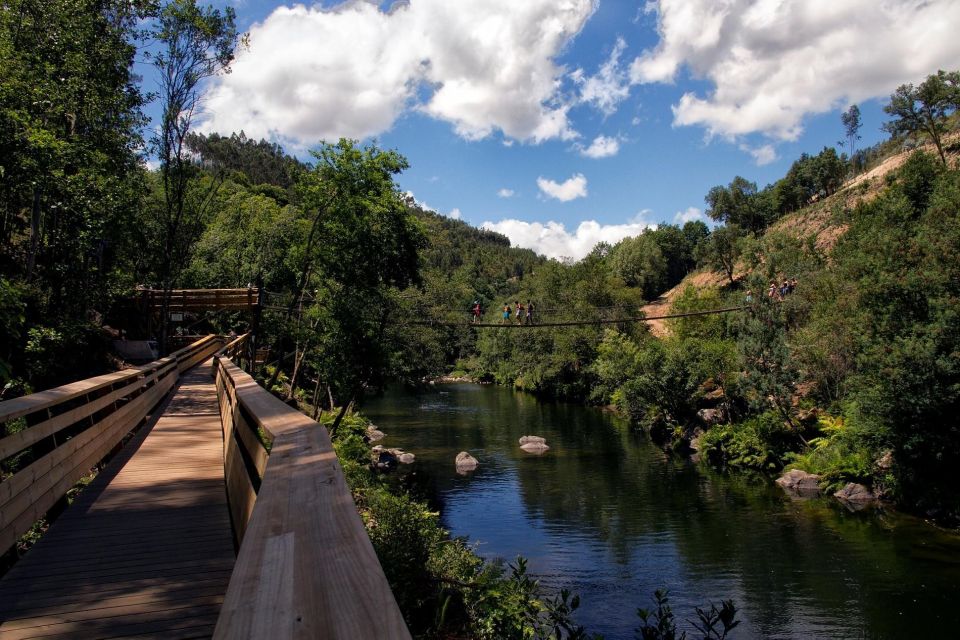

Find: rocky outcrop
[834,482,876,506]
[697,408,725,427]
[775,469,822,497]
[366,426,386,442]
[455,451,478,471]
[372,445,415,468]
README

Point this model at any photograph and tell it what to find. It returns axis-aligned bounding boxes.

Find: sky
[189,0,960,260]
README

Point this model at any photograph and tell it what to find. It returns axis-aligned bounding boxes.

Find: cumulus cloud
[448,208,462,220]
[673,206,707,224]
[576,37,631,116]
[497,188,515,198]
[580,134,621,158]
[481,212,655,260]
[739,143,778,166]
[537,173,588,202]
[632,0,960,140]
[200,0,597,147]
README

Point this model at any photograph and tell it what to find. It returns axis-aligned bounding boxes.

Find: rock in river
[776,469,822,497]
[834,482,876,506]
[455,451,478,471]
[519,435,547,445]
[520,442,550,454]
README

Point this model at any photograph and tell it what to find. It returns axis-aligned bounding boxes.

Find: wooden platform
[0,361,234,640]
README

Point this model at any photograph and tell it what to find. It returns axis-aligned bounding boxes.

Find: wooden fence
[0,335,223,555]
[213,341,410,639]
[139,288,261,312]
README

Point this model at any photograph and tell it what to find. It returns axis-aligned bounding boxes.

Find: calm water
[362,383,960,639]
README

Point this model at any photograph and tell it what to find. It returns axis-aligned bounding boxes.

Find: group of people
[503,301,535,325]
[470,300,536,324]
[745,278,799,304]
[768,277,798,300]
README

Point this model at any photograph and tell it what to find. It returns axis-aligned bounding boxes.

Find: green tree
[291,140,425,433]
[609,233,668,299]
[705,177,773,234]
[699,225,742,285]
[146,0,242,350]
[840,104,862,172]
[883,69,960,166]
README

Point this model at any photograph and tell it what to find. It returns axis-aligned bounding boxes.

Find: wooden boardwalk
[0,360,234,640]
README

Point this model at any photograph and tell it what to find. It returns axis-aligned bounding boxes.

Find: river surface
[362,383,960,639]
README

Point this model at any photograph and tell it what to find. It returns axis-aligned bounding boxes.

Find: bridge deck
[0,361,234,640]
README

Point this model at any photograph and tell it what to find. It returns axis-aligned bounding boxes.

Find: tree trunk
[26,188,41,280]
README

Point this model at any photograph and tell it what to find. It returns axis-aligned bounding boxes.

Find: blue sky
[189,0,960,259]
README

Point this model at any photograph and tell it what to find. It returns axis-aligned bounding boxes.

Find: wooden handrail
[213,354,410,639]
[139,288,261,311]
[0,334,224,555]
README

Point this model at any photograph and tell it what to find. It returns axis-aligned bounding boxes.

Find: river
[362,382,960,639]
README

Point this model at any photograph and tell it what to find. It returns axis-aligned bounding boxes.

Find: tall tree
[292,140,425,433]
[883,69,960,166]
[840,104,862,172]
[146,0,241,350]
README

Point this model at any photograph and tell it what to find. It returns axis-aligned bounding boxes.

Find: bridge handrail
[212,352,410,639]
[0,334,224,555]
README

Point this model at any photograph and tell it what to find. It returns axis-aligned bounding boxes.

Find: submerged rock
[834,482,876,507]
[455,451,478,471]
[776,469,822,497]
[366,426,386,442]
[520,442,550,454]
[397,452,416,464]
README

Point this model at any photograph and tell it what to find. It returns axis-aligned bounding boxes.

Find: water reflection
[363,383,960,639]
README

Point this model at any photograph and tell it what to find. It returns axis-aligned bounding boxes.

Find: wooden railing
[0,334,223,555]
[139,287,261,312]
[213,347,410,638]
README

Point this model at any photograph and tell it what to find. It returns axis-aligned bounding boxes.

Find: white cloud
[673,206,707,224]
[580,134,621,158]
[576,37,631,116]
[497,188,515,198]
[448,208,462,220]
[537,173,588,202]
[739,143,778,166]
[632,0,960,141]
[200,0,598,147]
[481,212,655,260]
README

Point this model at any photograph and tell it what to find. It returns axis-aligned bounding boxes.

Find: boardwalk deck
[0,361,234,640]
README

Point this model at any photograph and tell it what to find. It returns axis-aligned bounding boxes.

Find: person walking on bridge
[502,303,511,324]
[515,301,524,325]
[525,300,534,325]
[472,301,482,324]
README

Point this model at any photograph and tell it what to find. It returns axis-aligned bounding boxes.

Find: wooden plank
[0,362,173,462]
[0,333,213,426]
[0,375,176,551]
[233,412,268,481]
[212,356,410,640]
[223,430,256,544]
[0,361,235,640]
